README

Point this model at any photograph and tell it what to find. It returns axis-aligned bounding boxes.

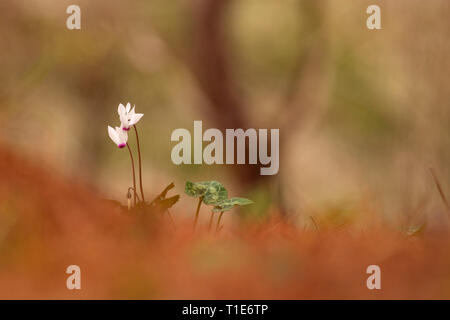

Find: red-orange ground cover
[0,145,449,299]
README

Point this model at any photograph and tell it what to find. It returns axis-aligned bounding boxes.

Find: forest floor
[0,145,449,299]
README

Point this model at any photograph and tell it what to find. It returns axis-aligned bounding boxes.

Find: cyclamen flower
[108,125,128,148]
[118,103,144,131]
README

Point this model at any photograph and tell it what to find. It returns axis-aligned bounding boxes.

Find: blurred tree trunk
[188,0,326,214]
[190,0,264,189]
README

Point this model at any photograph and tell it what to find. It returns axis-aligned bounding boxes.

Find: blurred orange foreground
[0,144,450,299]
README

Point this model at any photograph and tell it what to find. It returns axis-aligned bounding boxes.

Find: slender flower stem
[215,211,224,233]
[208,211,216,232]
[126,143,137,207]
[133,125,145,203]
[193,197,203,231]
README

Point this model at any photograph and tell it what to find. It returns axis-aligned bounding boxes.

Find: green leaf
[212,197,253,212]
[185,181,211,198]
[228,197,254,206]
[185,180,228,205]
[202,181,228,205]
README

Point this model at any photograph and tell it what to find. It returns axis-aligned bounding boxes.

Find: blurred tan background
[0,0,449,228]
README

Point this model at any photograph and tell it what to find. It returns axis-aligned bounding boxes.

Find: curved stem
[193,197,203,231]
[215,211,224,233]
[208,211,216,232]
[127,187,141,203]
[133,125,145,203]
[126,143,137,206]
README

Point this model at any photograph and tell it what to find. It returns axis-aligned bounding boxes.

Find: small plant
[107,105,250,227]
[107,103,179,214]
[108,103,145,207]
[185,180,253,232]
[212,197,253,233]
[185,180,228,230]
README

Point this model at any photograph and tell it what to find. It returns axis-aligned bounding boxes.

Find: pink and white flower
[118,103,144,131]
[108,125,128,148]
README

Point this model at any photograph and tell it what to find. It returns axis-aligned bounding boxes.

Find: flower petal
[120,113,129,129]
[117,127,128,145]
[130,113,144,126]
[118,103,126,116]
[108,126,120,146]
